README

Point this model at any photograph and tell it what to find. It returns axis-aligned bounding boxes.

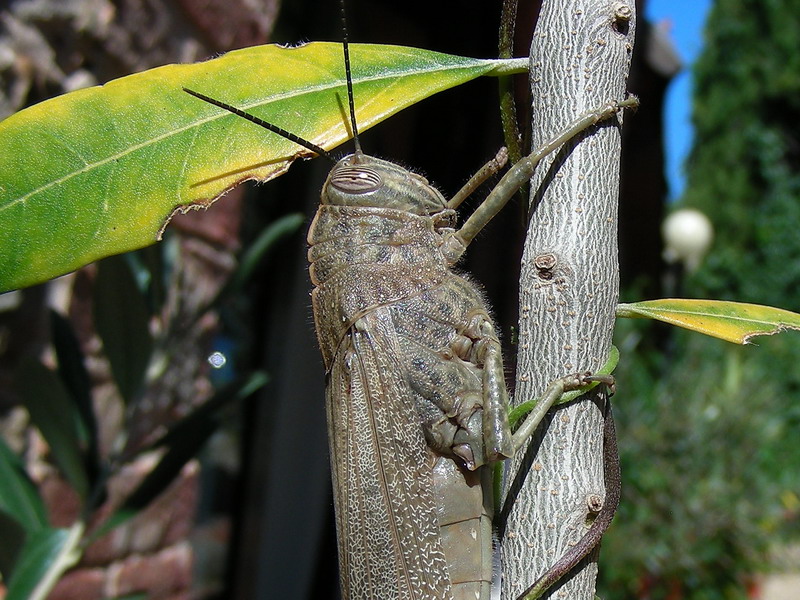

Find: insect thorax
[308,204,451,368]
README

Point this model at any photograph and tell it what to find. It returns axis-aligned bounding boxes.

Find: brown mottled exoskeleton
[185,33,631,600]
[309,151,512,599]
[307,142,620,600]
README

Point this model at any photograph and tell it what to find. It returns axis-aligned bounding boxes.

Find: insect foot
[582,372,616,396]
[510,371,616,455]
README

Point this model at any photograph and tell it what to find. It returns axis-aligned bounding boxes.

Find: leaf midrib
[0,58,496,215]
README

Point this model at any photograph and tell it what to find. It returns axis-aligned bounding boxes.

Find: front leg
[440,97,639,265]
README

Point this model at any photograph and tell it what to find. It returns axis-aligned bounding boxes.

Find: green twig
[498,0,526,209]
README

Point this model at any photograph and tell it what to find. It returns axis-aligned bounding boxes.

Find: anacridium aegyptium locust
[185,20,634,600]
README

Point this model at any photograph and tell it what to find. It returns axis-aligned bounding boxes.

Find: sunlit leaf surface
[0,43,523,292]
[617,299,800,344]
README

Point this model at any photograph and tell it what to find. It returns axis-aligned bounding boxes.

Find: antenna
[340,0,362,155]
[184,0,363,163]
[183,88,336,163]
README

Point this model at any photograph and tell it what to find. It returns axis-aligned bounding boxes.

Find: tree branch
[501,1,635,599]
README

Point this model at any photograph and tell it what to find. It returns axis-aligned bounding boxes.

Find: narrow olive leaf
[199,213,305,315]
[50,311,99,478]
[94,255,153,404]
[95,371,268,537]
[0,509,27,581]
[16,359,89,499]
[0,437,47,534]
[148,370,268,451]
[616,299,800,344]
[0,42,526,293]
[217,212,305,304]
[4,524,83,600]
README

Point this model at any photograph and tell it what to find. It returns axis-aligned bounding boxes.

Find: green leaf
[616,299,800,344]
[50,311,99,475]
[16,360,89,499]
[0,42,525,292]
[97,371,267,536]
[0,438,47,535]
[4,524,83,600]
[0,509,27,581]
[94,255,154,404]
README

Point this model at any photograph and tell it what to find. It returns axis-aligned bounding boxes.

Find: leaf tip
[741,323,800,345]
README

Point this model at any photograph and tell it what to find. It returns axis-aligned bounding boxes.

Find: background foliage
[601,0,800,597]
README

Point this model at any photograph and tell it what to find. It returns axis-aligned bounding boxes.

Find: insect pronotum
[185,11,633,600]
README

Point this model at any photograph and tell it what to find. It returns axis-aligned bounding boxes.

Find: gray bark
[501,1,635,599]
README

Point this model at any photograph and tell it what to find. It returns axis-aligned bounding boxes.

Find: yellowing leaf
[0,43,525,292]
[616,299,800,344]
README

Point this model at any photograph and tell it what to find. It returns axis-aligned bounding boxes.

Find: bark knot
[611,3,632,36]
[534,252,557,280]
[586,493,604,513]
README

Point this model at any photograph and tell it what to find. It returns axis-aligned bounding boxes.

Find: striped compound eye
[330,166,383,194]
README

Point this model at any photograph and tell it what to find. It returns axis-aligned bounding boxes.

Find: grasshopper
[185,18,632,600]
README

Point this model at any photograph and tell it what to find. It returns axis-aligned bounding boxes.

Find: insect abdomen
[434,457,493,600]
